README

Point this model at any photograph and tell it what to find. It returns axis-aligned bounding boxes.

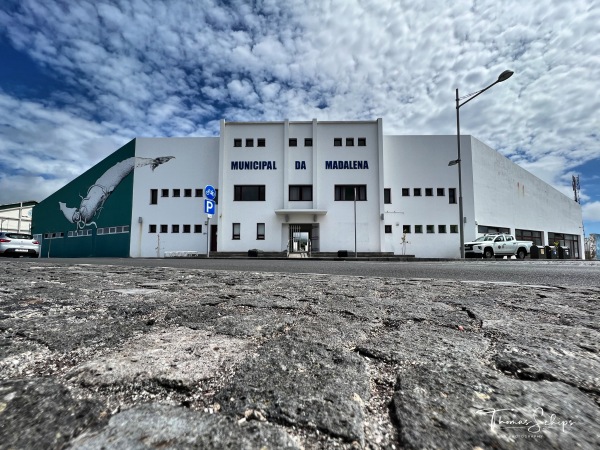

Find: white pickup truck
[464,234,533,259]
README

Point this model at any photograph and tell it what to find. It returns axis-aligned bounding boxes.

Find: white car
[464,233,533,259]
[0,232,40,258]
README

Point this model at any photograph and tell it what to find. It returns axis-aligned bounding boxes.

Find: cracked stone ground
[0,261,599,449]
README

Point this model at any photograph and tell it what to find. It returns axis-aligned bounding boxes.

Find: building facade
[0,201,36,234]
[32,119,584,258]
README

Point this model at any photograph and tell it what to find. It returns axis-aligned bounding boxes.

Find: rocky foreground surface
[0,260,599,450]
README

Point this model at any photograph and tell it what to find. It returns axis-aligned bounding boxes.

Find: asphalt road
[22,257,600,287]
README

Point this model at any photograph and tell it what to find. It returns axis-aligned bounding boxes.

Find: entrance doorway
[210,225,218,252]
[288,224,318,256]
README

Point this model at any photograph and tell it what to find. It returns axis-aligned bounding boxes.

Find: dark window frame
[402,188,410,197]
[232,223,240,240]
[334,185,367,201]
[195,189,203,197]
[289,185,313,201]
[172,224,180,233]
[257,138,266,147]
[385,225,392,233]
[245,138,254,147]
[149,224,157,233]
[414,188,422,197]
[289,138,297,147]
[184,189,192,197]
[234,139,242,147]
[334,138,342,147]
[194,224,203,233]
[449,188,457,204]
[425,188,433,197]
[426,225,435,234]
[384,188,392,204]
[346,137,354,146]
[304,138,313,147]
[357,137,367,146]
[257,223,265,240]
[160,224,168,233]
[183,224,191,233]
[437,188,445,196]
[150,189,158,205]
[403,225,411,234]
[234,185,266,201]
[161,189,169,197]
[172,189,181,198]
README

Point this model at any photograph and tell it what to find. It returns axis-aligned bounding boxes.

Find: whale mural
[59,156,174,229]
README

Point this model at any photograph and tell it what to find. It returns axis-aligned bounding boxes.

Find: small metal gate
[288,224,317,257]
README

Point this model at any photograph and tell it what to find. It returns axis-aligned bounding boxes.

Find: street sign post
[204,185,216,258]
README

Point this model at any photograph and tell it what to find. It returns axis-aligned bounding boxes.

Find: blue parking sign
[204,199,216,215]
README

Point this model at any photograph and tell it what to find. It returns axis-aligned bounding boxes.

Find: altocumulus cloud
[0,0,598,234]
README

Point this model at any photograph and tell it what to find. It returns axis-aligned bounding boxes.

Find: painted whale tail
[151,156,175,171]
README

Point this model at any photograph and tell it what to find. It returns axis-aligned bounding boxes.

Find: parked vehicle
[464,234,533,259]
[0,232,40,257]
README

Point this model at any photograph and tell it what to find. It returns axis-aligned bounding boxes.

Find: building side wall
[470,137,583,249]
[130,137,219,257]
[382,136,463,257]
[32,140,136,257]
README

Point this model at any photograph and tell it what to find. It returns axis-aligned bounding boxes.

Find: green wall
[33,140,136,257]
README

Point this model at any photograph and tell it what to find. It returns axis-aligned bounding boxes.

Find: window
[183,224,191,233]
[425,188,433,197]
[305,138,313,147]
[150,189,158,205]
[414,188,422,197]
[245,138,254,147]
[257,138,266,147]
[402,188,410,197]
[346,137,354,146]
[184,189,192,197]
[358,137,366,146]
[232,223,240,240]
[289,138,297,147]
[257,223,265,240]
[160,224,168,233]
[478,225,510,234]
[385,225,392,233]
[194,224,203,233]
[334,138,342,146]
[161,189,169,197]
[515,229,542,246]
[437,188,445,196]
[415,225,423,234]
[450,225,458,233]
[172,224,180,233]
[172,189,180,197]
[438,225,447,233]
[195,189,203,197]
[449,188,457,204]
[334,185,367,201]
[384,188,391,204]
[234,185,266,201]
[149,224,157,233]
[234,139,242,147]
[403,225,411,234]
[289,185,313,201]
[426,225,435,233]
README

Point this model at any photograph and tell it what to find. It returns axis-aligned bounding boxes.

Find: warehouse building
[32,119,584,258]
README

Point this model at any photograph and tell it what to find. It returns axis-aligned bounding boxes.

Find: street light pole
[452,70,514,258]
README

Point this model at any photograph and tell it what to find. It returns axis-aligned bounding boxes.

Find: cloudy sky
[1,0,599,234]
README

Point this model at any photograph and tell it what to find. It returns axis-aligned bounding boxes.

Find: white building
[33,119,584,259]
[0,201,36,234]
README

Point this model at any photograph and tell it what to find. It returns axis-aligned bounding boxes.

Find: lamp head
[497,70,514,82]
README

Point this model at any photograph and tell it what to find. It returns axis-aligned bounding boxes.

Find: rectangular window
[257,138,266,147]
[403,225,411,234]
[194,224,203,233]
[425,188,433,197]
[245,138,254,147]
[195,188,203,197]
[183,224,191,233]
[257,223,265,240]
[426,225,435,234]
[160,224,168,233]
[289,185,313,201]
[357,137,366,146]
[449,188,457,204]
[172,224,180,233]
[415,225,423,234]
[515,229,543,246]
[234,138,242,147]
[232,223,240,240]
[234,185,266,201]
[172,189,180,197]
[384,188,391,204]
[150,189,158,205]
[414,188,422,197]
[346,137,354,146]
[385,225,392,233]
[161,189,169,197]
[438,225,447,233]
[437,188,445,196]
[450,225,458,233]
[478,225,510,234]
[402,188,410,197]
[289,138,297,147]
[184,189,192,197]
[334,138,342,146]
[334,185,367,201]
[305,138,313,147]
